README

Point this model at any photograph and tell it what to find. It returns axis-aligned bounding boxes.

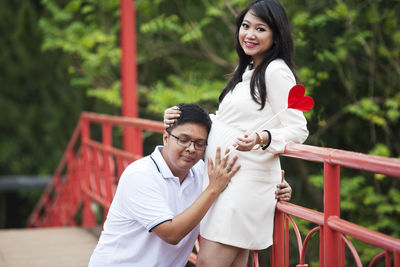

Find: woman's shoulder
[266,58,289,71]
[265,58,295,85]
[265,58,293,77]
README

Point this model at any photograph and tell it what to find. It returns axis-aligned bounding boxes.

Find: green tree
[0,0,93,228]
[0,0,85,174]
[39,0,122,110]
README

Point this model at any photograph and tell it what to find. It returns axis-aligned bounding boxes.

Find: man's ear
[162,131,169,146]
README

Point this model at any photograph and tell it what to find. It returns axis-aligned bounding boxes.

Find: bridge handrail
[27,112,164,227]
[276,202,400,252]
[283,143,400,178]
[27,112,400,266]
[273,143,400,266]
[81,111,165,132]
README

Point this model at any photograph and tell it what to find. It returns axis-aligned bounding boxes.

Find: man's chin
[179,157,198,167]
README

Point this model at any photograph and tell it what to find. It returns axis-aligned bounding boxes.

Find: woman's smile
[244,41,257,48]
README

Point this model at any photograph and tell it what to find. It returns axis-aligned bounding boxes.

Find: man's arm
[152,147,240,245]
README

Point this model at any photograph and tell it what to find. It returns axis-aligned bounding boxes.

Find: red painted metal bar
[385,251,392,266]
[276,197,400,265]
[286,215,303,257]
[276,198,400,266]
[327,216,400,252]
[81,118,97,227]
[82,112,165,133]
[84,140,141,162]
[393,251,400,267]
[320,226,324,266]
[340,237,345,267]
[369,251,386,267]
[102,123,113,221]
[272,209,285,266]
[299,226,320,265]
[283,143,400,178]
[28,113,165,227]
[276,201,324,225]
[324,163,341,267]
[395,251,400,266]
[120,0,142,156]
[85,139,137,161]
[27,118,82,227]
[284,215,289,267]
[341,234,363,267]
[55,117,82,175]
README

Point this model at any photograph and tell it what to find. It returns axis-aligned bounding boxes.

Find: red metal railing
[28,112,164,228]
[28,112,400,266]
[272,144,400,267]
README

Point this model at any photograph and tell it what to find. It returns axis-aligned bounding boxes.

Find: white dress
[200,59,309,250]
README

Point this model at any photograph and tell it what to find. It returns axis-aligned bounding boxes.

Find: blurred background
[0,0,399,265]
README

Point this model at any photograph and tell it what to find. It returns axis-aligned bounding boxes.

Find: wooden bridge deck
[0,227,99,267]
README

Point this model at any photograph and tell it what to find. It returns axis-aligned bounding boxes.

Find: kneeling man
[89,103,291,266]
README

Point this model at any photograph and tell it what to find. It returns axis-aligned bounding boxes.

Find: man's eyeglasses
[168,133,207,151]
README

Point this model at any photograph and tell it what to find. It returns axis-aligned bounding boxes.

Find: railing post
[394,251,399,267]
[102,123,113,221]
[66,149,76,225]
[324,162,341,267]
[81,118,97,227]
[120,0,142,157]
[272,208,285,266]
[285,215,289,267]
[320,227,324,266]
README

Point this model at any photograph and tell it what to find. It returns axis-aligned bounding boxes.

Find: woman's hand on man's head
[164,106,181,128]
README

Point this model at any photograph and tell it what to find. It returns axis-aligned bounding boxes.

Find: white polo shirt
[89,146,204,267]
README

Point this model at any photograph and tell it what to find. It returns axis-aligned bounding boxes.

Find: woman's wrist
[256,132,263,147]
[261,130,272,150]
[253,132,263,150]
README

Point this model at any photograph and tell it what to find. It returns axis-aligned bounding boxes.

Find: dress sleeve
[119,169,174,231]
[265,63,309,153]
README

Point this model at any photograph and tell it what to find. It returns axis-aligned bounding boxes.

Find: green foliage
[146,74,223,115]
[0,0,86,174]
[369,143,391,157]
[39,0,121,107]
[135,0,242,116]
[308,174,324,189]
[346,98,387,127]
[87,80,122,107]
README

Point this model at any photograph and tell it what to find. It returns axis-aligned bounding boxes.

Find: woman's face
[239,10,274,68]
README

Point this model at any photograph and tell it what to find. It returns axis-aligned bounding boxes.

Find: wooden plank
[0,227,98,267]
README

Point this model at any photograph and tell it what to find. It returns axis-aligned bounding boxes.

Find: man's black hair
[166,103,212,134]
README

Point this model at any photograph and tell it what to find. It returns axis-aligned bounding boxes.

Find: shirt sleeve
[265,62,309,153]
[118,167,174,231]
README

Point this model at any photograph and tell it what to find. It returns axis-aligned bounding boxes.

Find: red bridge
[24,111,400,267]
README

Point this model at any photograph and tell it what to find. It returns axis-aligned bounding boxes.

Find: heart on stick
[288,84,314,112]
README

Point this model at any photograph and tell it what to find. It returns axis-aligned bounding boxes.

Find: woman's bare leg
[196,237,249,267]
[231,249,249,267]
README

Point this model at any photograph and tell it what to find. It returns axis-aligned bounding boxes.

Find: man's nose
[186,141,196,151]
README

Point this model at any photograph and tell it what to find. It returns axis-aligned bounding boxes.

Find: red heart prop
[288,84,314,112]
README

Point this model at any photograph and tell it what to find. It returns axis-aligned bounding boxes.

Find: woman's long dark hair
[219,0,297,110]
